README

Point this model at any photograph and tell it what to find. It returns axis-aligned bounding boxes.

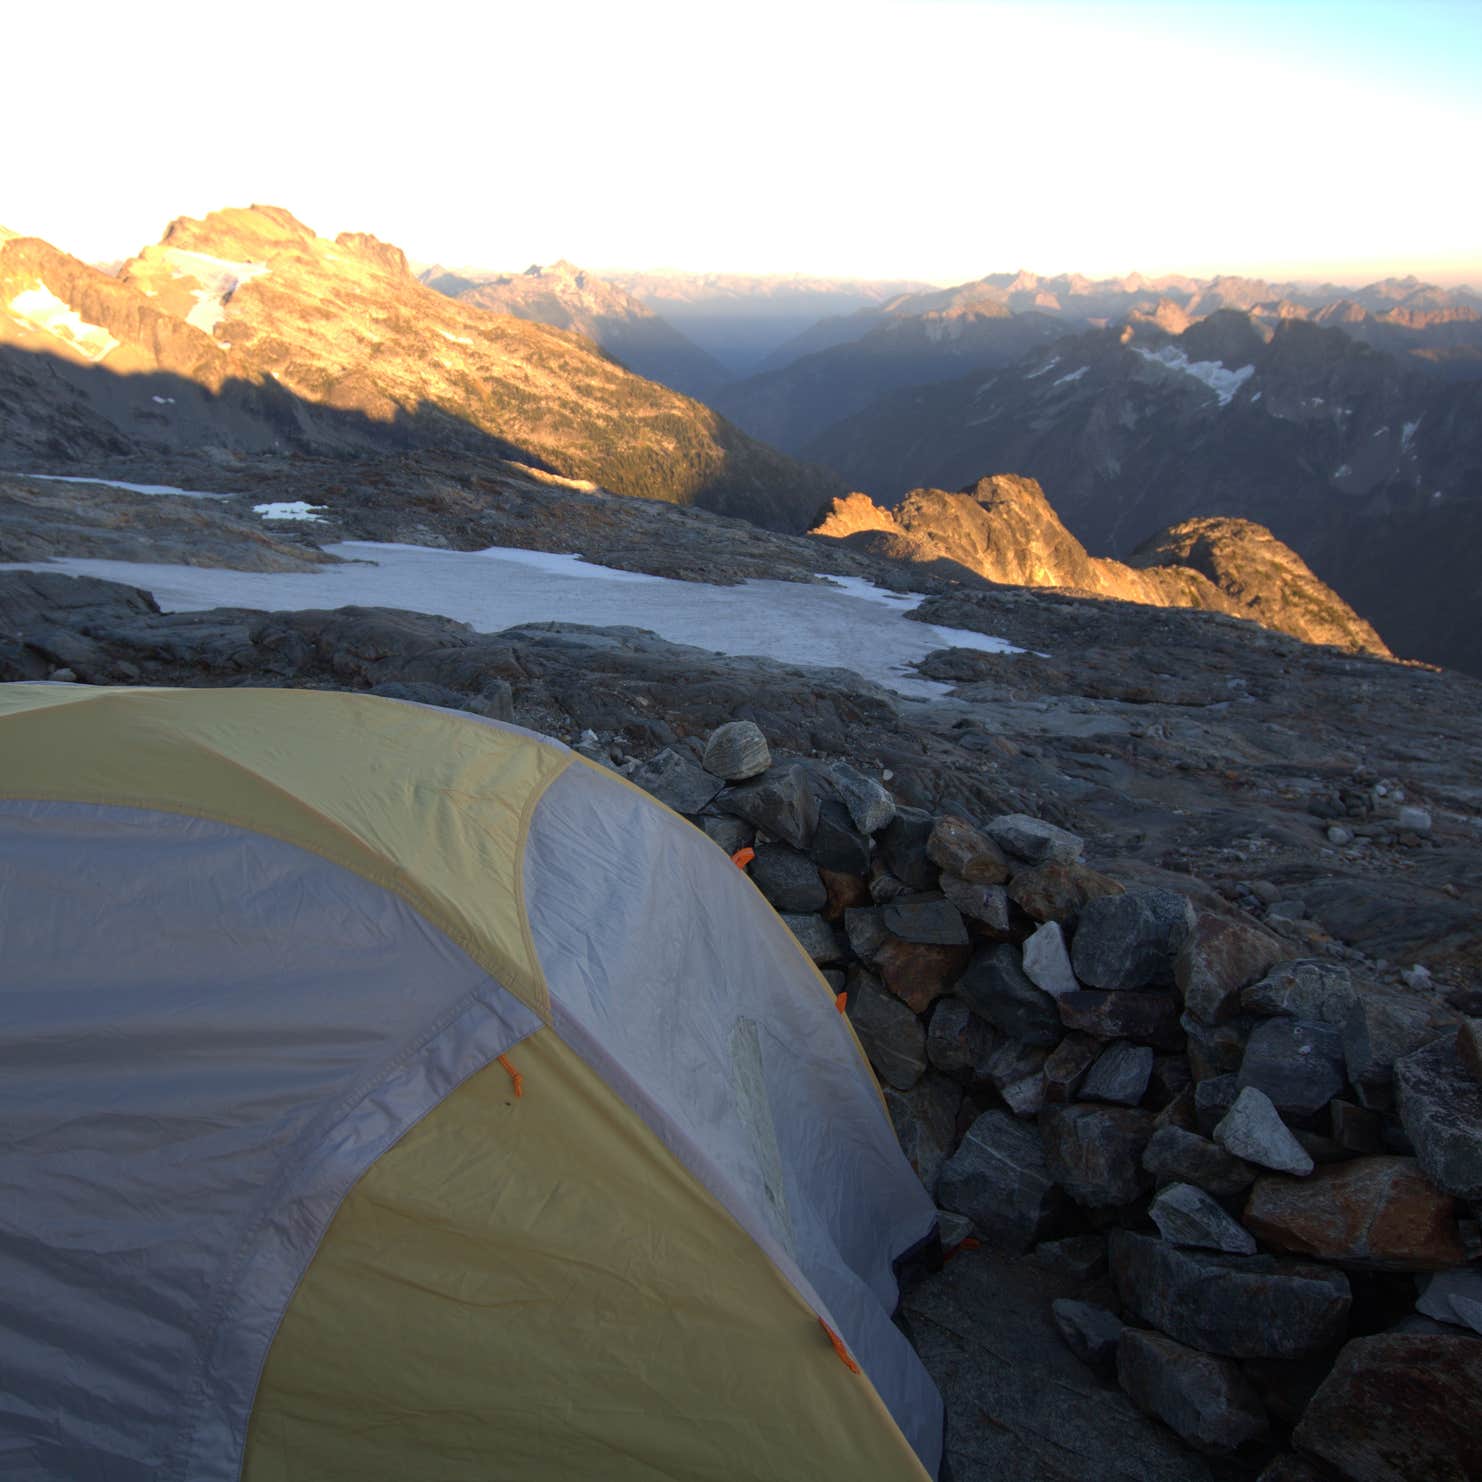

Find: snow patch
[1052,366,1089,387]
[7,284,118,361]
[1333,464,1352,479]
[1401,418,1422,449]
[254,502,328,523]
[438,329,474,345]
[1024,357,1060,379]
[1134,345,1254,407]
[0,544,1025,699]
[162,249,269,336]
[151,395,175,406]
[23,473,230,499]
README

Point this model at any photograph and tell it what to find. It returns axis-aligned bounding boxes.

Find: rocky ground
[3,458,1480,1479]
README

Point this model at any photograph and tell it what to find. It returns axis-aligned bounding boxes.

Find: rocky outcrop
[811,474,1390,656]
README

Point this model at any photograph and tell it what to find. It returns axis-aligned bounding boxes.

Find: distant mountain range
[0,208,840,531]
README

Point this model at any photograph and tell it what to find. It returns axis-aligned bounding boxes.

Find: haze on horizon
[7,0,1480,289]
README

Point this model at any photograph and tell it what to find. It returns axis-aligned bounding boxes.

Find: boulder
[883,1072,962,1196]
[1214,1087,1314,1176]
[1194,1074,1241,1137]
[1030,1233,1107,1280]
[1237,1018,1348,1126]
[882,897,970,946]
[1416,1269,1482,1333]
[938,875,1014,933]
[718,764,820,850]
[938,1108,1070,1252]
[1177,913,1291,1024]
[955,943,1062,1046]
[807,799,871,874]
[843,905,888,962]
[978,1038,1050,1118]
[924,996,992,1079]
[779,913,843,964]
[1117,1328,1268,1454]
[1052,1299,1124,1376]
[818,866,870,922]
[749,844,827,913]
[1021,920,1080,998]
[828,760,895,834]
[1393,1036,1482,1202]
[1328,1098,1383,1154]
[701,720,770,780]
[925,815,1010,884]
[1243,1156,1465,1270]
[1042,1032,1100,1103]
[984,813,1085,864]
[1041,1102,1156,1208]
[1058,989,1184,1050]
[1080,1040,1154,1107]
[1182,1012,1256,1081]
[1072,888,1196,991]
[877,807,939,890]
[1142,1125,1258,1199]
[874,935,972,1015]
[1293,1334,1482,1481]
[846,971,927,1090]
[1149,1181,1257,1254]
[1241,958,1357,1024]
[1007,857,1124,926]
[1110,1230,1351,1359]
[1348,991,1459,1109]
[700,812,752,854]
[627,747,724,814]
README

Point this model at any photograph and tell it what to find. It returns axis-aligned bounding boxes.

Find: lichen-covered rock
[1241,958,1356,1024]
[828,760,895,834]
[1110,1231,1351,1359]
[1117,1327,1269,1454]
[874,935,972,1015]
[1243,1156,1465,1270]
[701,719,770,779]
[1293,1334,1482,1481]
[1072,888,1197,991]
[926,814,1010,884]
[1007,858,1123,925]
[938,1108,1070,1251]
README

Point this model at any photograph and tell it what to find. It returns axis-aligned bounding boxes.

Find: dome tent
[0,683,944,1481]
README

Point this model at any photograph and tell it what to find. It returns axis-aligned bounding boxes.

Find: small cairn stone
[702,720,770,780]
[1213,1087,1314,1176]
[1149,1181,1257,1254]
[984,813,1084,864]
[1021,920,1080,998]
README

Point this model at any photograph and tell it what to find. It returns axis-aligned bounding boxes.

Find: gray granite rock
[1213,1087,1315,1175]
[1149,1181,1257,1254]
[1030,1233,1107,1280]
[1346,990,1458,1109]
[1416,1269,1482,1334]
[628,746,725,814]
[1176,912,1290,1025]
[701,720,770,780]
[1110,1230,1351,1358]
[827,760,895,835]
[1182,1012,1256,1081]
[1459,1017,1482,1085]
[939,874,1014,933]
[750,843,827,913]
[1041,1102,1156,1208]
[883,897,970,946]
[1072,888,1197,991]
[700,811,753,854]
[806,798,871,874]
[979,1039,1050,1118]
[1042,1032,1100,1103]
[938,1109,1070,1252]
[876,806,939,891]
[1052,1299,1124,1376]
[718,764,820,850]
[1394,1035,1482,1202]
[1241,959,1357,1023]
[1142,1125,1258,1199]
[956,943,1063,1047]
[1117,1327,1268,1454]
[1294,1334,1482,1481]
[925,996,993,1078]
[1237,1017,1348,1125]
[1194,1074,1242,1137]
[846,971,927,1089]
[1058,989,1184,1050]
[984,813,1085,865]
[1021,920,1080,998]
[843,905,888,962]
[1081,1041,1154,1106]
[883,1072,962,1197]
[926,814,1010,884]
[779,912,843,964]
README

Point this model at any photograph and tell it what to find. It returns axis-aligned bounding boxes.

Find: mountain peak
[161,205,315,260]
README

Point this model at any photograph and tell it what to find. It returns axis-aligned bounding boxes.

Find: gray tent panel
[0,801,539,1482]
[523,763,943,1477]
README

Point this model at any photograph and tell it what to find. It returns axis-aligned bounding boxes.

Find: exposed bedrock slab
[1117,1327,1269,1454]
[1394,1035,1482,1202]
[1176,912,1292,1025]
[956,943,1063,1046]
[1071,888,1196,991]
[1237,1017,1348,1126]
[1110,1231,1351,1359]
[1041,1102,1156,1208]
[1243,1156,1466,1270]
[1293,1333,1482,1482]
[938,1109,1070,1252]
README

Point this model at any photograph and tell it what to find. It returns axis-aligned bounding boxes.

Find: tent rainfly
[0,683,944,1481]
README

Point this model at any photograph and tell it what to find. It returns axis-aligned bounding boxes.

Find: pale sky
[6,0,1480,287]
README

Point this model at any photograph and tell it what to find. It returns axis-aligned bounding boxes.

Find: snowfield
[2,541,1025,699]
[1134,345,1255,407]
[8,284,119,362]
